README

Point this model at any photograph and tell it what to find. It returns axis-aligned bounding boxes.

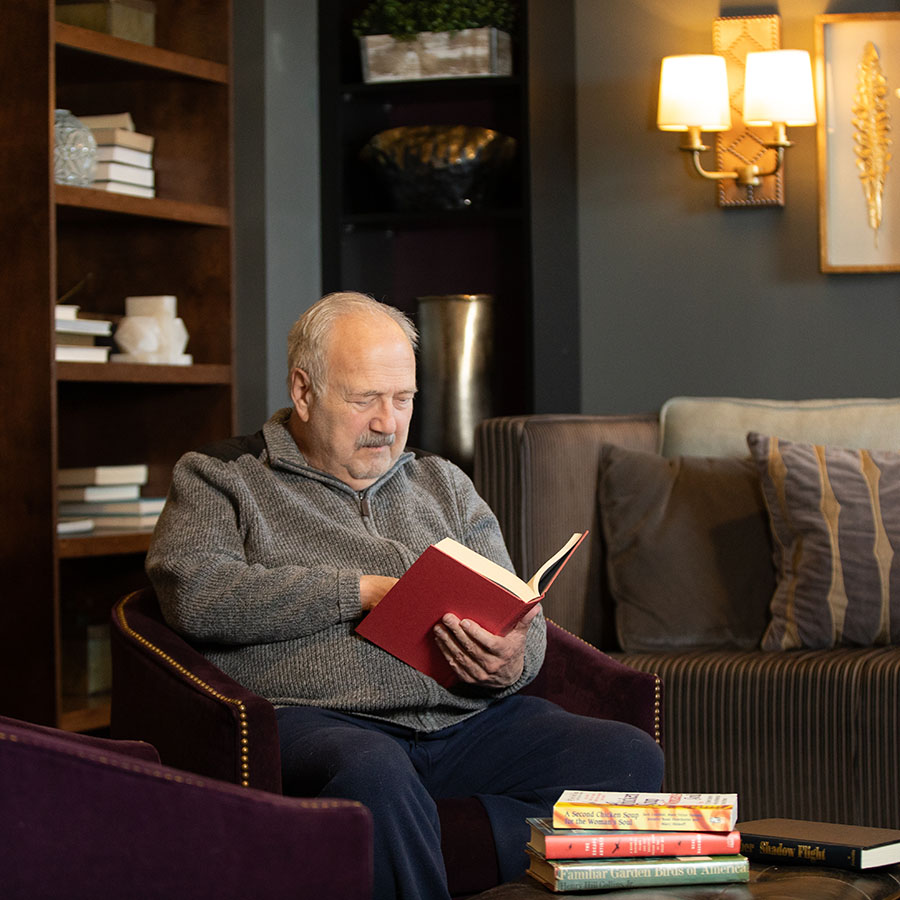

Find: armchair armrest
[2,714,372,899]
[522,620,661,742]
[3,713,160,763]
[110,587,282,792]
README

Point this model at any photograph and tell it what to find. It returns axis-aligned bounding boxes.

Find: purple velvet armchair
[111,586,660,897]
[1,711,372,898]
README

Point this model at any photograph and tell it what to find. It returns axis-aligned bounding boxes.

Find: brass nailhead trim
[654,677,662,744]
[116,595,252,787]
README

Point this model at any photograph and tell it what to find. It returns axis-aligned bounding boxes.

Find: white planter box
[360,27,512,82]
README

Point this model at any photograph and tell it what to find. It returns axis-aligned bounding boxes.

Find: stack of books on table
[55,303,114,363]
[82,112,156,199]
[526,791,748,892]
[57,463,163,532]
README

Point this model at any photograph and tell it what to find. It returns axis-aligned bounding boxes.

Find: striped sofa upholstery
[474,408,900,828]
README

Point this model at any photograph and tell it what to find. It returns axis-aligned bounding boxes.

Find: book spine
[541,830,741,859]
[740,835,859,869]
[552,804,735,832]
[557,792,736,806]
[536,856,749,891]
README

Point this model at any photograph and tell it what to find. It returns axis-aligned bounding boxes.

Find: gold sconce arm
[679,124,792,189]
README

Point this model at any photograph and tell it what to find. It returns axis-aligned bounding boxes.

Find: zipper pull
[359,492,370,517]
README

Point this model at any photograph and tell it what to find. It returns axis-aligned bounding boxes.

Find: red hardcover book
[356,531,587,686]
[527,818,742,859]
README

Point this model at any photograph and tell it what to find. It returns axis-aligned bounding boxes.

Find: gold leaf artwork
[851,42,892,247]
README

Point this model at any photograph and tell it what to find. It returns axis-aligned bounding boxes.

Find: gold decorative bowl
[360,124,517,211]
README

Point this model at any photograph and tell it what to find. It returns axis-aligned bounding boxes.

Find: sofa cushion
[598,444,773,652]
[660,397,900,458]
[748,432,900,651]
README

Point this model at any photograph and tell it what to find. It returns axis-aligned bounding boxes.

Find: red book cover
[356,532,587,686]
[528,818,742,859]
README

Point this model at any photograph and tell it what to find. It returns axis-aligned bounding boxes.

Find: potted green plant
[352,0,517,83]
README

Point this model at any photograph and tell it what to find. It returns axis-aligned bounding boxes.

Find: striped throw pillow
[747,432,900,651]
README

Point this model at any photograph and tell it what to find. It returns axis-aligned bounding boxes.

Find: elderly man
[147,292,663,900]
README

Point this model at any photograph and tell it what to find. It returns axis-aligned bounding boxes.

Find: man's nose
[370,400,396,432]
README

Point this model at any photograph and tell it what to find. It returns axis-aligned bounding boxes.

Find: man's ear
[289,368,314,421]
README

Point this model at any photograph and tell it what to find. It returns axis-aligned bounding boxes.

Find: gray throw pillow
[747,432,900,650]
[598,444,774,652]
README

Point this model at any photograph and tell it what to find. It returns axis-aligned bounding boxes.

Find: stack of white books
[82,112,156,199]
[55,303,113,363]
[57,463,164,531]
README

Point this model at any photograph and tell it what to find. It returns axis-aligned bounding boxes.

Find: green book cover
[526,851,749,892]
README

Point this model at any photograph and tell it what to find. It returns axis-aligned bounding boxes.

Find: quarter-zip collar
[261,408,414,502]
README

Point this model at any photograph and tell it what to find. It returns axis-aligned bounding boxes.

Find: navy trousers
[277,695,664,900]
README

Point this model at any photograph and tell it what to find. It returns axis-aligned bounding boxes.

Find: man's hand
[433,604,541,689]
[359,575,398,612]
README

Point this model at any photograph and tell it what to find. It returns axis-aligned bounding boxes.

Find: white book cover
[55,304,80,320]
[91,181,155,199]
[56,345,110,363]
[54,333,95,346]
[58,484,141,502]
[91,127,154,153]
[59,497,166,516]
[57,517,95,535]
[55,318,113,336]
[87,513,160,529]
[93,161,155,188]
[58,464,149,487]
[95,145,153,168]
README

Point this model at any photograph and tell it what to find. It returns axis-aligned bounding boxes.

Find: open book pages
[434,532,585,602]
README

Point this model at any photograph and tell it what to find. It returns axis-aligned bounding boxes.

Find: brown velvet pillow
[747,432,900,651]
[598,444,774,652]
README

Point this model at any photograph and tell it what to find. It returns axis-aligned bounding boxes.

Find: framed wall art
[816,13,899,273]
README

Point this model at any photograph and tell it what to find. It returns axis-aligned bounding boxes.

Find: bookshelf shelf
[60,695,111,734]
[57,362,232,385]
[1,0,235,732]
[341,208,524,229]
[58,530,154,560]
[56,185,229,227]
[55,22,228,83]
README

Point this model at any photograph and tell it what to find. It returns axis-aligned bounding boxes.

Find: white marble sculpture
[112,295,192,365]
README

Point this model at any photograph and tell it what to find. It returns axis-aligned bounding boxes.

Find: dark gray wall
[233,1,900,428]
[234,1,321,432]
[575,0,900,415]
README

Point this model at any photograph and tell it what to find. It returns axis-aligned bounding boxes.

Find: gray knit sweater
[146,408,545,732]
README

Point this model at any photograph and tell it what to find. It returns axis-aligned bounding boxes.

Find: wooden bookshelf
[0,0,234,731]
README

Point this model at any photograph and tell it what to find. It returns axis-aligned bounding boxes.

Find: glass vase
[54,109,97,186]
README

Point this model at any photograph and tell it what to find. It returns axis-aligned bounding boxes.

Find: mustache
[356,433,396,449]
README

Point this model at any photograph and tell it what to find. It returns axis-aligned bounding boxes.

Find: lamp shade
[743,50,816,126]
[657,55,731,132]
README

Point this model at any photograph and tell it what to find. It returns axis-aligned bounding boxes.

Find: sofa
[1,713,372,898]
[474,397,900,829]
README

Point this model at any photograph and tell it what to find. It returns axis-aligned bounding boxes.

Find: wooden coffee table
[472,862,900,899]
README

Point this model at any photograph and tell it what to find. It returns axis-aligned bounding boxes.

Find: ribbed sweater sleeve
[147,450,367,644]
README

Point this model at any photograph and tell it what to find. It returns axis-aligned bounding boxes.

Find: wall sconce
[658,49,816,200]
